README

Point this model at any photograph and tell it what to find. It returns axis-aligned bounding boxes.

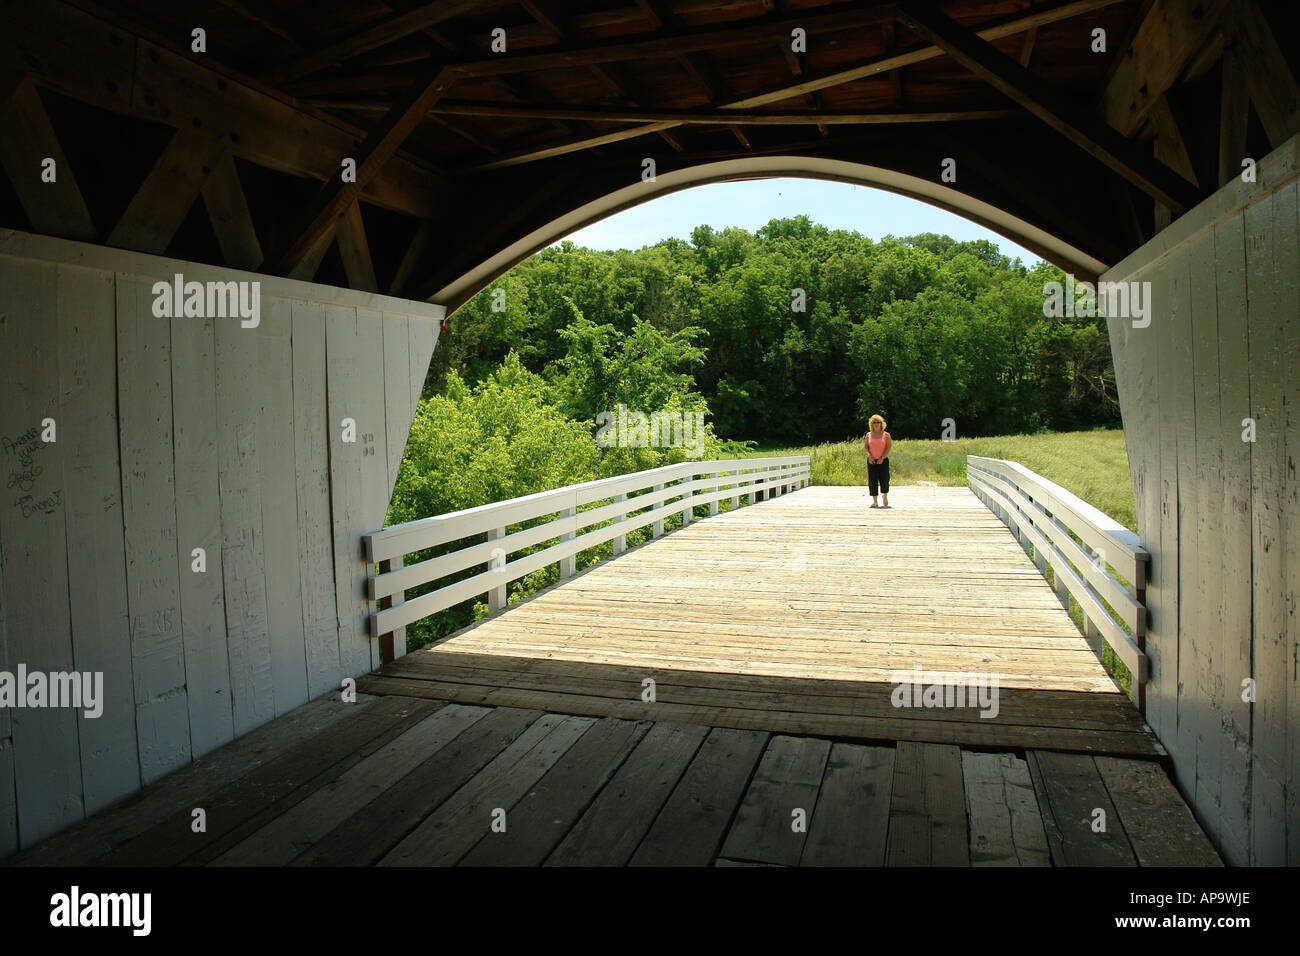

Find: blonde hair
[869,414,886,430]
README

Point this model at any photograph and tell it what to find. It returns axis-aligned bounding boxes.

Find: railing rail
[363,455,811,657]
[966,455,1150,709]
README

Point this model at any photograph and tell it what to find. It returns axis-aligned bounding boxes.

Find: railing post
[559,506,576,577]
[376,554,405,664]
[1048,515,1072,609]
[710,471,719,516]
[613,492,627,554]
[652,484,664,537]
[731,470,741,511]
[1133,553,1148,714]
[681,474,693,525]
[1014,491,1032,557]
[487,527,507,612]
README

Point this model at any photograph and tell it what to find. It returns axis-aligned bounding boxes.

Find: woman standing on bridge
[865,414,892,508]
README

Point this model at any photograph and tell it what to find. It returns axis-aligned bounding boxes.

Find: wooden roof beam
[881,21,904,107]
[107,129,228,254]
[336,200,378,292]
[1,0,445,218]
[1100,0,1234,138]
[474,0,1128,170]
[0,74,97,241]
[264,0,510,85]
[1223,0,1300,148]
[432,102,1018,125]
[631,1,750,148]
[268,65,458,275]
[896,0,1201,214]
[201,151,263,269]
[452,3,901,79]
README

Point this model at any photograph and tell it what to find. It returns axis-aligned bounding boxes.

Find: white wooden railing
[966,456,1150,709]
[362,455,811,659]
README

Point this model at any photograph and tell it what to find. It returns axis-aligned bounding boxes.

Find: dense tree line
[428,215,1119,445]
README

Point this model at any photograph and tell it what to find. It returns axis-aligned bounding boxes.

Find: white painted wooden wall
[1105,133,1299,866]
[0,229,441,853]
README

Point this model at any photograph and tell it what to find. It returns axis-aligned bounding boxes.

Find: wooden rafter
[107,129,227,254]
[896,0,1201,214]
[450,3,900,79]
[1,0,444,218]
[426,21,576,141]
[0,74,96,241]
[287,224,336,282]
[1147,95,1198,230]
[882,21,905,107]
[1217,43,1249,188]
[1019,26,1038,68]
[1223,0,1300,148]
[1100,0,1234,137]
[269,65,457,275]
[427,114,499,155]
[335,201,378,293]
[474,0,1129,170]
[263,0,510,85]
[389,218,436,297]
[635,0,752,149]
[428,102,1020,126]
[215,0,306,49]
[201,151,263,270]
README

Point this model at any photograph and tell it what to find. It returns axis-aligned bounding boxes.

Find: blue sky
[556,177,1042,265]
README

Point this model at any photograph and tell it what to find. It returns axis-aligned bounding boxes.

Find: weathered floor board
[6,487,1221,866]
[5,694,1220,868]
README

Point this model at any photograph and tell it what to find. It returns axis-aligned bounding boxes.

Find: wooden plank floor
[367,486,1160,756]
[8,694,1220,867]
[9,485,1218,867]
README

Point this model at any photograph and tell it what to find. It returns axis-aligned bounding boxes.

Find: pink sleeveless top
[867,431,888,459]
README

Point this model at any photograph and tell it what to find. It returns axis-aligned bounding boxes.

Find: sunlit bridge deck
[370,486,1150,753]
[12,483,1220,867]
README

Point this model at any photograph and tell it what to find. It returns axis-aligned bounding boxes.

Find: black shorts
[868,457,890,495]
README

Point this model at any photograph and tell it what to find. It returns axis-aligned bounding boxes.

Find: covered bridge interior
[0,0,1296,866]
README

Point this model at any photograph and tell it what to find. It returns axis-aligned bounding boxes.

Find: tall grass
[741,428,1136,531]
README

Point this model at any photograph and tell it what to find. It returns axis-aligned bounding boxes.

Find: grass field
[745,428,1136,531]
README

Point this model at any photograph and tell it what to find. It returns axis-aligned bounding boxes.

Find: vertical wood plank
[355,309,392,532]
[0,256,85,843]
[257,294,309,716]
[325,305,372,678]
[57,265,140,809]
[291,300,341,698]
[1168,246,1200,796]
[171,307,234,761]
[116,275,192,783]
[1185,227,1230,855]
[1244,188,1288,865]
[1212,209,1254,865]
[214,292,275,737]
[408,312,437,409]
[1147,254,1179,748]
[382,311,412,497]
[0,736,14,856]
[1285,178,1300,866]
